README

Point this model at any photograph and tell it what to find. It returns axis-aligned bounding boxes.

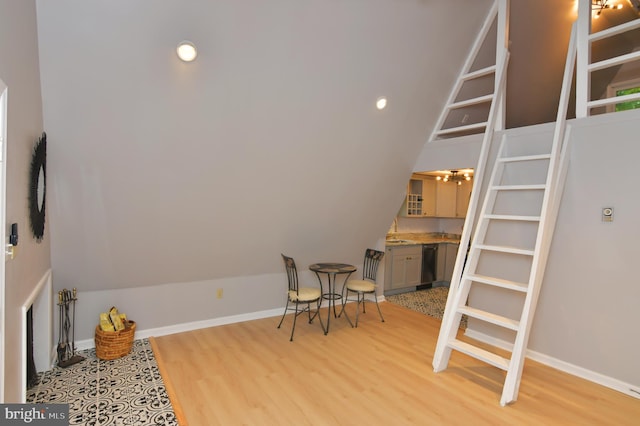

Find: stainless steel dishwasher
[420,244,438,287]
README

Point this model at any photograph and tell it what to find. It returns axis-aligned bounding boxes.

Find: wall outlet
[216,288,223,299]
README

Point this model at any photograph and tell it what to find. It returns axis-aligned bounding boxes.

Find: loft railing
[576,0,640,117]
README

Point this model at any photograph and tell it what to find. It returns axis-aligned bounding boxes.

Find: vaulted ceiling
[34,0,639,291]
[37,0,495,291]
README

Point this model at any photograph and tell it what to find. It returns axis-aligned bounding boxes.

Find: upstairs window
[606,77,640,113]
[614,85,640,111]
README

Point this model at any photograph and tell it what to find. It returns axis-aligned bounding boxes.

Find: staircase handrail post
[576,0,592,118]
[494,0,509,130]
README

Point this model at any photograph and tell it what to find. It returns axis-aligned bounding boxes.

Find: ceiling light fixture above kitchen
[376,97,387,110]
[436,170,472,186]
[177,41,197,62]
[592,0,623,18]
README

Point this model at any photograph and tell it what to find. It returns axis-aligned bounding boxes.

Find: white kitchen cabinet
[405,179,422,216]
[435,181,472,218]
[456,181,472,217]
[444,242,459,283]
[402,174,472,218]
[436,242,460,285]
[435,183,457,217]
[384,245,422,292]
[422,178,436,216]
[405,178,436,217]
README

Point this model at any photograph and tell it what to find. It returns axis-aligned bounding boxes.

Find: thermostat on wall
[602,207,613,222]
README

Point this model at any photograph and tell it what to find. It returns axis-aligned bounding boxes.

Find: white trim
[463,328,640,400]
[0,78,7,403]
[20,269,52,403]
[75,307,284,351]
[74,295,386,352]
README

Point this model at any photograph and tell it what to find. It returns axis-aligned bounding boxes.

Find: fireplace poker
[56,291,65,365]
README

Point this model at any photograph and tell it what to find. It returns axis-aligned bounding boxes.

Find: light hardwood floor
[151,302,639,426]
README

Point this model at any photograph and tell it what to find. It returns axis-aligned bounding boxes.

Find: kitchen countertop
[385,232,461,246]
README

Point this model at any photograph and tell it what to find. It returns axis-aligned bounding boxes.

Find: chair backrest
[281,254,299,293]
[362,249,384,282]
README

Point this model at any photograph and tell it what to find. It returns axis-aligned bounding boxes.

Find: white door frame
[0,78,8,403]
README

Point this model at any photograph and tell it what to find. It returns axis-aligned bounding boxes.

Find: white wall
[0,0,49,403]
[418,109,640,392]
[35,0,493,340]
[393,216,465,235]
[529,110,640,388]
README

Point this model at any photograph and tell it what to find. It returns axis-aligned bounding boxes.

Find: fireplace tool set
[57,288,84,367]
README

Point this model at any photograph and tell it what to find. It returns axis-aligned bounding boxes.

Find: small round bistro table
[308,262,357,334]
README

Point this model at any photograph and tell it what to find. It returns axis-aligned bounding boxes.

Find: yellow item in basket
[119,313,127,323]
[109,307,125,331]
[99,312,116,332]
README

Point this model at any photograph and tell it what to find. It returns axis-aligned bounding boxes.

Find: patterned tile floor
[27,338,177,426]
[386,286,468,328]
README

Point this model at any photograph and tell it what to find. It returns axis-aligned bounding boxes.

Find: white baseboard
[463,328,640,400]
[75,297,386,352]
[75,307,283,351]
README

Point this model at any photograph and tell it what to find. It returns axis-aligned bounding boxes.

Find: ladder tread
[498,153,551,163]
[484,214,541,221]
[435,122,487,136]
[491,184,547,191]
[464,273,528,292]
[461,65,496,81]
[448,339,510,371]
[448,94,494,110]
[457,306,520,330]
[474,244,535,256]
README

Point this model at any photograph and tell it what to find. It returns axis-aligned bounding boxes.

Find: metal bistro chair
[339,249,385,327]
[277,254,326,341]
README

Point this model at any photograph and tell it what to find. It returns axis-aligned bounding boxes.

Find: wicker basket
[94,320,136,360]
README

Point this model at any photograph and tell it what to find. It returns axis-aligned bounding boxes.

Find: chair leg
[354,292,363,327]
[289,301,300,341]
[277,299,290,329]
[339,289,354,328]
[308,302,320,323]
[372,293,385,322]
[316,299,327,335]
[338,285,346,317]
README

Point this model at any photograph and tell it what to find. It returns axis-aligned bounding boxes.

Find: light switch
[602,207,613,222]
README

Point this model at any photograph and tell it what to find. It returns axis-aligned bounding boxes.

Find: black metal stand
[57,288,84,368]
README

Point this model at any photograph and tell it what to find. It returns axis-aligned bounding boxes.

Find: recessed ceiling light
[177,41,197,62]
[376,97,387,110]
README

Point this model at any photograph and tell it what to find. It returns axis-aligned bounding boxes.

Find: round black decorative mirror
[29,132,46,241]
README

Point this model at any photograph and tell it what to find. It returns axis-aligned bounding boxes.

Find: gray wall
[35,0,493,339]
[415,109,640,391]
[0,0,49,403]
[531,111,640,388]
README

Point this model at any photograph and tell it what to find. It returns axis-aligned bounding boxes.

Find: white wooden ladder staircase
[431,15,576,405]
